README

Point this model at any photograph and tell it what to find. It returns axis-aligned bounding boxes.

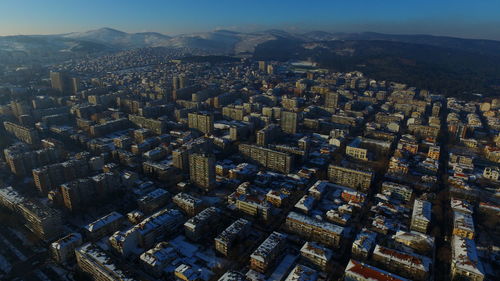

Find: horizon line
[0,27,499,42]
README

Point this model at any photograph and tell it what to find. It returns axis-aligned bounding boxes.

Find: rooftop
[77,243,135,281]
[451,235,485,277]
[250,231,286,262]
[345,259,410,281]
[412,199,431,223]
[287,211,344,235]
[85,211,123,232]
[284,264,318,281]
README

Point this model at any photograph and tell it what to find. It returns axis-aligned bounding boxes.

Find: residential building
[184,207,220,241]
[140,242,177,277]
[188,112,214,134]
[284,264,318,281]
[250,232,287,273]
[451,235,485,281]
[372,245,431,281]
[453,211,475,239]
[381,182,413,202]
[281,111,298,134]
[18,200,63,241]
[328,165,373,192]
[109,208,183,255]
[189,153,216,191]
[285,211,344,248]
[239,144,293,174]
[214,218,251,256]
[300,241,333,270]
[410,199,431,233]
[51,233,82,263]
[76,243,135,281]
[84,211,124,241]
[344,259,409,281]
[173,192,204,216]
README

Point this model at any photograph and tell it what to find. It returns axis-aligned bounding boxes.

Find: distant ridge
[2,27,500,56]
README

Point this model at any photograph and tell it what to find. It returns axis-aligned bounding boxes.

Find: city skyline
[0,0,500,40]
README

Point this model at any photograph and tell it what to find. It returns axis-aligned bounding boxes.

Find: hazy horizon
[0,0,499,40]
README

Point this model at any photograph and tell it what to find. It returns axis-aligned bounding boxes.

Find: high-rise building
[267,64,274,74]
[50,71,79,94]
[188,112,214,134]
[179,74,187,88]
[18,200,63,241]
[172,76,180,90]
[324,91,339,110]
[281,111,298,134]
[3,121,40,144]
[258,61,267,72]
[256,124,280,146]
[189,153,216,191]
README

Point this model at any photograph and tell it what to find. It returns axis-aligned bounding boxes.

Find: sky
[0,0,499,40]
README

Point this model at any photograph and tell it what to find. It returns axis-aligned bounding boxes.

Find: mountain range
[2,27,500,57]
[1,27,500,97]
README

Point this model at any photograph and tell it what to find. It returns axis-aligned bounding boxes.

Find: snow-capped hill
[63,27,171,48]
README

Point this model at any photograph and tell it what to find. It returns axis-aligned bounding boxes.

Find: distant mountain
[0,34,112,64]
[62,27,172,49]
[2,27,500,58]
[326,32,500,57]
[253,38,500,98]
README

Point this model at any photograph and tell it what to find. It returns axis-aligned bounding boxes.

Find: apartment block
[109,208,183,256]
[184,207,220,241]
[214,218,251,256]
[188,111,214,134]
[76,243,135,281]
[344,259,409,281]
[372,245,431,281]
[410,199,432,234]
[84,211,124,241]
[239,144,293,174]
[285,211,344,248]
[50,232,82,263]
[381,182,413,202]
[328,165,373,192]
[189,153,216,191]
[172,192,204,216]
[452,211,475,239]
[18,200,63,241]
[300,241,333,270]
[451,235,484,281]
[250,231,287,273]
[3,121,40,144]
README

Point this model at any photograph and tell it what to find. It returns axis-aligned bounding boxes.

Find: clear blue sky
[1,0,499,39]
